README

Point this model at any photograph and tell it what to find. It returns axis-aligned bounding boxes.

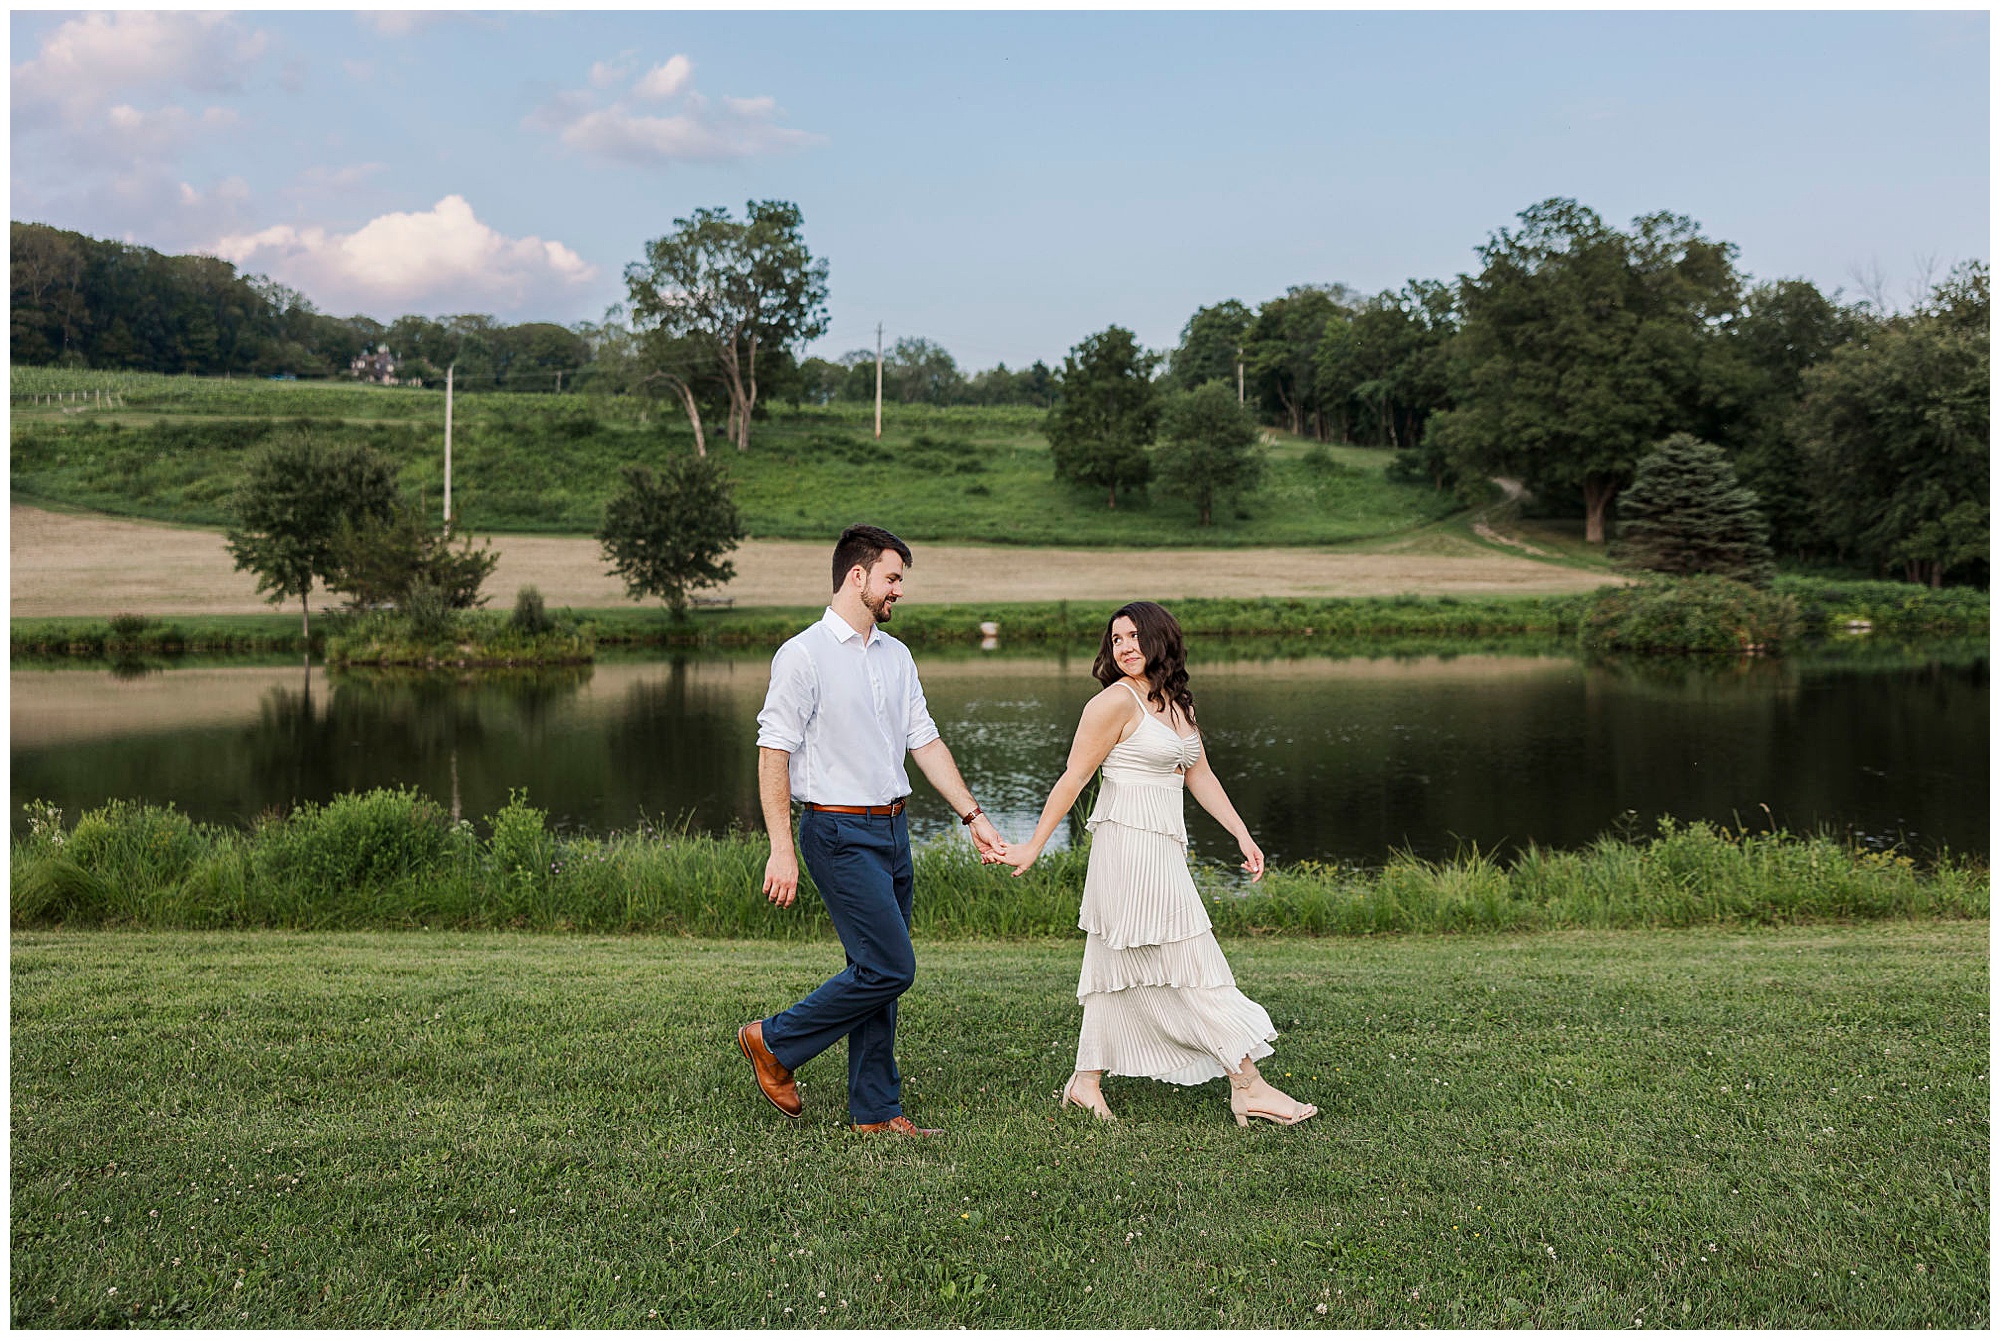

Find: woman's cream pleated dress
[1074,683,1279,1084]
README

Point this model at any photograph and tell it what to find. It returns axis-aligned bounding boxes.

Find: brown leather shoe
[737,1020,802,1118]
[851,1114,941,1136]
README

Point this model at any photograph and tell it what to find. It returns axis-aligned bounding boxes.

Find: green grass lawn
[11,374,1462,546]
[11,923,1986,1327]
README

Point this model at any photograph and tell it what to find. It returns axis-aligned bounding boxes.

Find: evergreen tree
[1615,433,1775,586]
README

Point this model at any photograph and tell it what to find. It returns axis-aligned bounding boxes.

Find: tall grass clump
[1579,576,1803,654]
[11,792,1985,935]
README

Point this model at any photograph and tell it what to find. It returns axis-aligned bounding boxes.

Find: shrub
[252,788,461,900]
[107,613,152,641]
[401,580,457,642]
[1580,575,1803,655]
[510,585,553,635]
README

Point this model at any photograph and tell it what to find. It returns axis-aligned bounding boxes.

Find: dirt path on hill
[10,503,1616,618]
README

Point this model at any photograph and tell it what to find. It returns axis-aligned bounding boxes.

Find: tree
[597,457,745,615]
[325,505,499,611]
[225,434,400,640]
[1793,262,1989,587]
[624,200,830,452]
[1045,325,1159,508]
[1316,280,1458,451]
[1168,299,1254,393]
[1708,278,1863,560]
[1427,199,1743,543]
[882,337,964,404]
[1245,285,1354,439]
[1614,433,1775,585]
[1154,382,1265,525]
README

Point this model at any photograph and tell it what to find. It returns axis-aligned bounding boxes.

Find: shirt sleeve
[903,657,941,751]
[756,641,816,752]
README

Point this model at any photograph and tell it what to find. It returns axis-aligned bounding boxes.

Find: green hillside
[9,369,1462,546]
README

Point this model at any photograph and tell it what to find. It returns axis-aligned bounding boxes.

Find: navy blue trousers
[761,808,916,1124]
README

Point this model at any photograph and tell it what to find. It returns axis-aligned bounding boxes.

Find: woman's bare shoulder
[1080,682,1142,729]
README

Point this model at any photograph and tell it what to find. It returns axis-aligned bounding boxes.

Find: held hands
[968,812,1009,864]
[1239,835,1266,883]
[999,838,1045,879]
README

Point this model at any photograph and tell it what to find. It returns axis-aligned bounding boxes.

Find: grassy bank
[11,923,1987,1327]
[11,577,1985,660]
[12,789,1985,936]
[11,378,1461,546]
[323,609,594,668]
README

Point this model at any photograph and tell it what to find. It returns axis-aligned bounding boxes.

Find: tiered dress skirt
[1075,766,1278,1084]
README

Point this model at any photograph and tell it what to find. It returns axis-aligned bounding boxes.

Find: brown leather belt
[805,800,907,818]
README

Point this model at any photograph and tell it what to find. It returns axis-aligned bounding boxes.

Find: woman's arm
[1001,690,1133,876]
[1185,744,1265,880]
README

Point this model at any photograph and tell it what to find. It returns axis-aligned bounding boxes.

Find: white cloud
[633,55,693,100]
[343,59,375,83]
[356,12,430,38]
[13,11,268,129]
[589,54,636,90]
[526,58,820,166]
[211,195,598,315]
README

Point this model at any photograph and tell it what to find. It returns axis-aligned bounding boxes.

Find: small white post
[444,363,455,533]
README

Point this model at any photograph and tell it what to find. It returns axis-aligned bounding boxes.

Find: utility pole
[874,322,884,440]
[1236,345,1245,405]
[444,363,455,534]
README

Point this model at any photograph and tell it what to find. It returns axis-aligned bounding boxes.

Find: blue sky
[11,9,1989,368]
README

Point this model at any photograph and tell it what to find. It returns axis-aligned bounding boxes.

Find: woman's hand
[1001,840,1045,879]
[1238,836,1266,883]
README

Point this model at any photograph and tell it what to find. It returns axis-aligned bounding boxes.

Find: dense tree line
[1152,198,1987,584]
[11,221,591,392]
[792,339,1058,409]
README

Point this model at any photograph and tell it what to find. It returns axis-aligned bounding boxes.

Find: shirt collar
[820,605,881,646]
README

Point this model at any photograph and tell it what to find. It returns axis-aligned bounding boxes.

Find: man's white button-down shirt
[755,607,942,805]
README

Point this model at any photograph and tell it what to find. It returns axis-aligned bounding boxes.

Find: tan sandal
[1229,1076,1317,1127]
[1060,1073,1117,1122]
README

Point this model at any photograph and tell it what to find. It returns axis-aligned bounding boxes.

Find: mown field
[9,370,1462,547]
[11,923,1986,1328]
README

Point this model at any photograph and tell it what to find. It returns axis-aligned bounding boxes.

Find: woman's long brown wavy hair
[1092,601,1197,729]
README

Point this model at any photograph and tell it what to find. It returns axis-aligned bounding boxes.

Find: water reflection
[11,642,1988,865]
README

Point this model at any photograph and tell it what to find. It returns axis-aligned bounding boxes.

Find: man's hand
[763,848,799,908]
[968,812,1008,863]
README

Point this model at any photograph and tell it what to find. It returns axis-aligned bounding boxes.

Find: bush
[251,788,462,906]
[1775,576,1990,637]
[401,580,457,642]
[510,585,552,635]
[1580,575,1803,655]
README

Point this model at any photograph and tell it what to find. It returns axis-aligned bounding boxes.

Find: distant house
[350,347,400,385]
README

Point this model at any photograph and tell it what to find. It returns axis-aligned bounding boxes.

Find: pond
[11,641,1989,867]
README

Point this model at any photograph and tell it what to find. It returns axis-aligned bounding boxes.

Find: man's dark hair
[831,524,912,593]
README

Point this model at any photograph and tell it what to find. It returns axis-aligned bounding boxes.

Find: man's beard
[863,590,895,623]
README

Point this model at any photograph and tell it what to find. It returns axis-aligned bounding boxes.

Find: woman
[1000,601,1316,1127]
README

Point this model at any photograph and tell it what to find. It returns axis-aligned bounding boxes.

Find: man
[738,524,1006,1136]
